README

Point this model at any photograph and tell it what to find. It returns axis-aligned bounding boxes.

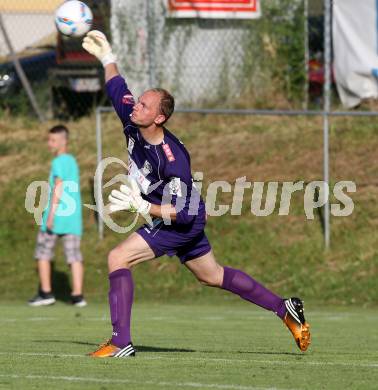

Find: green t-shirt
[42,154,82,236]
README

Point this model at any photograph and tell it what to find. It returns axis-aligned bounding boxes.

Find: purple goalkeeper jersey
[106,75,206,225]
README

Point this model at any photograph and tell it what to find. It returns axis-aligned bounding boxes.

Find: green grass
[0,301,377,390]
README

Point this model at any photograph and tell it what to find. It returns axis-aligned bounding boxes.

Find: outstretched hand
[82,30,116,66]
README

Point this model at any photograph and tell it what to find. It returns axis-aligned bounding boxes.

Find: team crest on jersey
[122,94,135,105]
[169,177,182,197]
[128,137,135,154]
[162,143,175,162]
[142,160,152,176]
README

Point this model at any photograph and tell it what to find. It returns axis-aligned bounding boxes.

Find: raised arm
[82,31,134,128]
[82,30,118,82]
[104,63,120,83]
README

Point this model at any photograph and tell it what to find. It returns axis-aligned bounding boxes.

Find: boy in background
[28,125,86,307]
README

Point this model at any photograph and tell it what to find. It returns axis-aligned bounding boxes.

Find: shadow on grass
[135,345,195,353]
[32,339,303,356]
[32,340,195,352]
[51,265,71,303]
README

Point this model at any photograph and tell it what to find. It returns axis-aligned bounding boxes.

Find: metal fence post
[96,107,104,240]
[304,0,309,110]
[323,0,332,249]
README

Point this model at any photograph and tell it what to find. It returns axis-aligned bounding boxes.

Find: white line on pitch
[0,374,292,390]
[142,356,378,368]
[0,351,377,368]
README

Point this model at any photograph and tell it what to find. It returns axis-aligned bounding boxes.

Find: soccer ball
[55,1,93,37]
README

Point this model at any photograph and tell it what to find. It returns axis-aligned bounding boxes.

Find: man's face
[47,133,66,154]
[130,91,165,127]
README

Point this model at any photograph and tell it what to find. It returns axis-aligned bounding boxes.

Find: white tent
[333,0,378,107]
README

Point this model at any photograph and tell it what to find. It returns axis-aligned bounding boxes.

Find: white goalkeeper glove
[82,30,116,67]
[108,179,151,215]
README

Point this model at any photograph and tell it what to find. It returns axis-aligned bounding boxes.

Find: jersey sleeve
[105,75,135,130]
[163,150,197,225]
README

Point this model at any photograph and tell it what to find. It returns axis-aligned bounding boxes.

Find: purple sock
[222,266,286,319]
[108,269,134,347]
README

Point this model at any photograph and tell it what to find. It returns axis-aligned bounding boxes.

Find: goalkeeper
[83,31,311,358]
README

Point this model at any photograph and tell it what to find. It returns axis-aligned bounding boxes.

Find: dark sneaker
[89,340,136,358]
[71,294,87,307]
[28,291,56,307]
[283,297,311,352]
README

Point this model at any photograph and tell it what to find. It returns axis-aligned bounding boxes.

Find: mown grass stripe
[0,374,293,390]
[0,351,376,368]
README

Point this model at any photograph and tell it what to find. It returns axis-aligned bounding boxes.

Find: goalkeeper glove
[82,30,116,67]
[108,179,151,215]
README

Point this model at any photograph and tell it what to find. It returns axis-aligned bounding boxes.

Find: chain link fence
[113,0,310,108]
[0,0,327,119]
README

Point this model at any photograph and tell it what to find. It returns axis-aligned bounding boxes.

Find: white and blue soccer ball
[55,1,93,37]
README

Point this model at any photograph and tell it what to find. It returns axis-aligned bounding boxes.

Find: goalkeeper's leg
[185,251,311,351]
[90,233,155,358]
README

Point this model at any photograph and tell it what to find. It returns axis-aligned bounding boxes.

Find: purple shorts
[137,213,211,263]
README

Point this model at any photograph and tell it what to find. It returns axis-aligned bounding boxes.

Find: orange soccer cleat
[89,339,135,358]
[283,297,311,352]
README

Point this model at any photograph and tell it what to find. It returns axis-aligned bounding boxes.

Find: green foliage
[0,88,31,117]
[0,81,51,118]
[242,0,306,106]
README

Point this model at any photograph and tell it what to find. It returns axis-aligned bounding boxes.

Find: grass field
[0,301,377,390]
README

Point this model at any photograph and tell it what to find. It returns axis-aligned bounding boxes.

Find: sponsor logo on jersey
[142,160,152,175]
[162,143,175,162]
[169,177,182,197]
[128,157,151,194]
[128,137,135,154]
[122,94,135,105]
